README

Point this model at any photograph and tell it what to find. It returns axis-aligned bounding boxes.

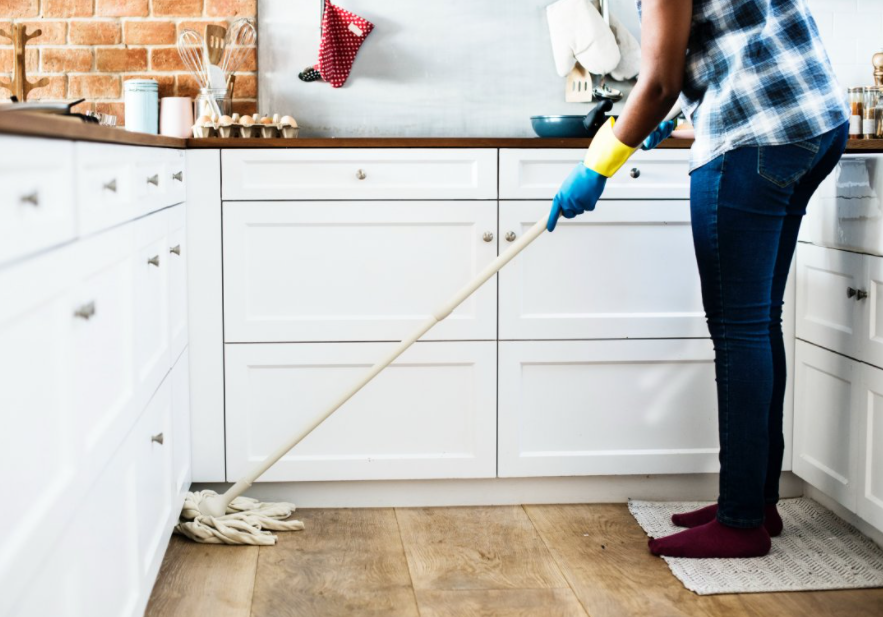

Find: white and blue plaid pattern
[637,0,848,171]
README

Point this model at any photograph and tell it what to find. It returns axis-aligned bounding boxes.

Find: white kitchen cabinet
[796,243,865,360]
[222,148,498,200]
[862,254,883,370]
[171,349,192,495]
[793,340,859,512]
[224,341,497,481]
[857,363,883,531]
[75,143,137,237]
[0,137,75,266]
[499,148,690,200]
[222,201,498,342]
[134,210,171,412]
[498,339,720,477]
[498,200,706,340]
[168,205,188,360]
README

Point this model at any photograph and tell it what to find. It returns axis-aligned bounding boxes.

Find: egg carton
[192,113,299,139]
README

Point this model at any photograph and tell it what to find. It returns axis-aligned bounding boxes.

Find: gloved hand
[547,117,637,232]
[641,120,675,151]
[547,165,607,231]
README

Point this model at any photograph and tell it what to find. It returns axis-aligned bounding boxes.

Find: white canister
[124,79,159,134]
[160,97,194,138]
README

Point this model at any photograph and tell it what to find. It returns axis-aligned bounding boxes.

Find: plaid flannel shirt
[637,0,848,171]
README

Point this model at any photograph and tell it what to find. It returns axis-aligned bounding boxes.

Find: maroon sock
[671,504,783,537]
[648,520,771,558]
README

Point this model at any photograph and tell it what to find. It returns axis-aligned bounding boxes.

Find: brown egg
[219,115,233,126]
[259,116,274,125]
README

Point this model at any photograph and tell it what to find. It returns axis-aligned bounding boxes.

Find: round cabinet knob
[857,289,869,301]
[73,301,96,321]
[847,287,858,299]
[147,255,160,267]
[482,231,494,243]
[505,231,516,242]
[630,168,640,179]
[172,171,184,182]
[151,432,164,445]
[147,174,159,186]
[20,192,39,207]
[356,169,367,180]
[103,179,118,193]
[170,244,182,256]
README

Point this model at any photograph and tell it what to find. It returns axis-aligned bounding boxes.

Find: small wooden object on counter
[565,63,593,103]
[0,25,48,102]
[874,49,883,87]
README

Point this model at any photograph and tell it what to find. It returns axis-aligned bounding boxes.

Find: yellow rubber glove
[547,118,638,231]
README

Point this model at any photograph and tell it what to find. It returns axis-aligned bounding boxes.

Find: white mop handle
[217,216,549,508]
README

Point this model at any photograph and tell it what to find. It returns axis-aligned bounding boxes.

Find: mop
[176,216,550,545]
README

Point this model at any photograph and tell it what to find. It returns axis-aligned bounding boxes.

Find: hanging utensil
[204,24,228,89]
[221,18,257,80]
[177,29,210,88]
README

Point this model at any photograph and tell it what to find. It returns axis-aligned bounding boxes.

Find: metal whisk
[221,19,258,78]
[177,29,210,89]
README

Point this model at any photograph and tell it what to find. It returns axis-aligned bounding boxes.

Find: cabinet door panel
[499,201,706,339]
[225,342,496,481]
[858,364,883,532]
[499,148,689,200]
[167,205,188,360]
[796,243,865,359]
[223,201,497,342]
[793,341,859,511]
[498,339,719,477]
[171,349,192,495]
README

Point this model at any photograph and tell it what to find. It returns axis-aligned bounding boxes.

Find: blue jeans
[690,122,848,528]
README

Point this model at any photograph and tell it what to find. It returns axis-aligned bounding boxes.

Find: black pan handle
[582,98,614,135]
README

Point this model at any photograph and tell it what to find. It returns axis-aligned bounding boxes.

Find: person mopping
[548,0,849,558]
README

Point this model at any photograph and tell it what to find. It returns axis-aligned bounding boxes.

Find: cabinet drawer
[221,149,497,200]
[796,243,865,359]
[499,148,690,200]
[793,341,859,512]
[0,137,75,265]
[499,201,706,340]
[222,201,497,342]
[76,143,137,236]
[498,339,719,477]
[225,342,497,481]
[168,205,188,360]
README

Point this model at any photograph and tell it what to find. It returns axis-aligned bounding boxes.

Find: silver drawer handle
[356,169,366,180]
[73,301,96,320]
[482,231,494,243]
[172,171,184,182]
[147,255,160,267]
[103,179,117,193]
[505,231,516,242]
[630,168,640,179]
[170,244,181,256]
[151,433,164,445]
[147,174,159,186]
[20,192,39,207]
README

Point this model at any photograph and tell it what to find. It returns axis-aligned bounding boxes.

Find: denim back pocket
[758,137,822,188]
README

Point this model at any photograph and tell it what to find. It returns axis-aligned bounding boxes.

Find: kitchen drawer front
[225,341,497,481]
[796,243,865,359]
[76,142,138,236]
[498,339,720,477]
[793,341,859,512]
[221,148,497,200]
[223,201,497,342]
[167,205,188,360]
[0,137,75,266]
[802,154,883,256]
[499,201,706,340]
[858,363,883,532]
[499,148,690,200]
[134,210,171,412]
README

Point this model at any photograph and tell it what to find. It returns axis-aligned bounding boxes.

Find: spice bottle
[849,87,864,139]
[863,87,879,138]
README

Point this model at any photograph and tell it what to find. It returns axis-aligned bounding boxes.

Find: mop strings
[176,490,305,545]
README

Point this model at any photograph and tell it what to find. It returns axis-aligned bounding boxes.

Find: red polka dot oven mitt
[299,0,374,88]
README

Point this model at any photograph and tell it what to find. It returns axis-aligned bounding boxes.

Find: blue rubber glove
[641,120,675,151]
[547,163,607,232]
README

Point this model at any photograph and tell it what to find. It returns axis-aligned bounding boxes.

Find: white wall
[258,0,881,137]
[258,0,640,137]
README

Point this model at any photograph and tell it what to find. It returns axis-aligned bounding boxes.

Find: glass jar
[194,88,232,120]
[849,87,864,139]
[863,87,879,138]
[124,79,159,134]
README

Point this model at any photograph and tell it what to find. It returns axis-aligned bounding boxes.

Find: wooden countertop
[3,111,883,152]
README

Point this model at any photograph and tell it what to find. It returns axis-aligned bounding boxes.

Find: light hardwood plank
[144,535,259,617]
[526,503,883,617]
[250,508,419,617]
[396,506,569,591]
[416,588,588,617]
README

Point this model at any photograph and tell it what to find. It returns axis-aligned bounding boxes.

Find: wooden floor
[146,504,883,617]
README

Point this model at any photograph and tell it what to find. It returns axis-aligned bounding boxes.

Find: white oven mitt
[547,0,620,78]
[601,4,641,81]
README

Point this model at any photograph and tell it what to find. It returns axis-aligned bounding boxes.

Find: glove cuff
[583,117,637,178]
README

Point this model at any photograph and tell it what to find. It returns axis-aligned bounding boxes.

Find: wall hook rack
[0,24,48,102]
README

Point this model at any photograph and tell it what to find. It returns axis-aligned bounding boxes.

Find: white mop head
[175,490,305,545]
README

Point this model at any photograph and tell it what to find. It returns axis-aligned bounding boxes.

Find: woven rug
[628,498,883,595]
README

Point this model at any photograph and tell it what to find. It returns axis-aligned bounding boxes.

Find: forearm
[612,80,681,147]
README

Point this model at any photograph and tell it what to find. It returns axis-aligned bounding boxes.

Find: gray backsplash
[258,0,641,137]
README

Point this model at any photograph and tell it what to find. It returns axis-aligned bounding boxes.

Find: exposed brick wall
[0,0,257,124]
